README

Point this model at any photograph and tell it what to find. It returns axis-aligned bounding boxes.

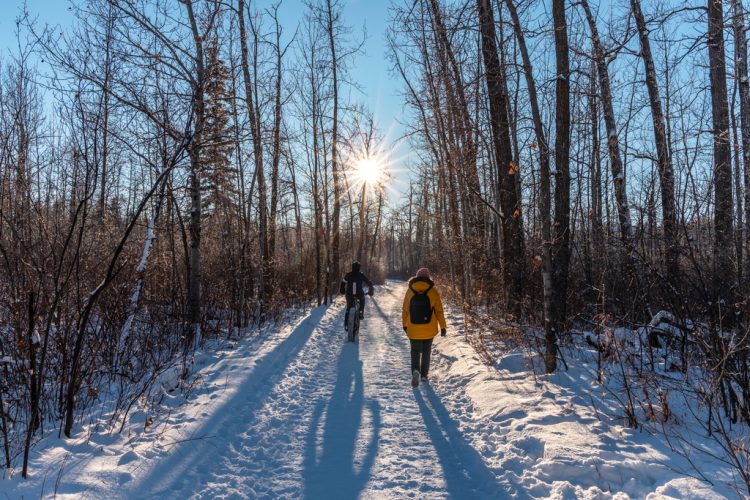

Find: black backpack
[409,283,433,324]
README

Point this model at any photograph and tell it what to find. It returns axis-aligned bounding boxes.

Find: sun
[355,157,383,185]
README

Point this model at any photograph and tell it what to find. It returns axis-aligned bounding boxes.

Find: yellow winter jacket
[402,277,447,340]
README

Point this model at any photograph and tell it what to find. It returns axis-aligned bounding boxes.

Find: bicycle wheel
[347,306,356,342]
[353,310,360,341]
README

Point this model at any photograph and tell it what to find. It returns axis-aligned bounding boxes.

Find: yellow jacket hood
[408,277,434,293]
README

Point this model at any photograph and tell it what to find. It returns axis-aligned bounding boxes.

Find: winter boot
[411,370,420,388]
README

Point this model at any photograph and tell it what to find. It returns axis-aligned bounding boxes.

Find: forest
[1,0,749,490]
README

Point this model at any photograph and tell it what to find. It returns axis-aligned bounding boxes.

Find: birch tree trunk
[732,0,750,298]
[589,62,604,294]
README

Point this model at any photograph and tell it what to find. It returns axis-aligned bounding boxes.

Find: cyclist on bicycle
[339,260,374,330]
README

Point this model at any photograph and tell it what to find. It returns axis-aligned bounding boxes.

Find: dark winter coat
[340,271,373,297]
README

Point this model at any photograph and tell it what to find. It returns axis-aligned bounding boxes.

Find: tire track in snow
[359,283,502,499]
[124,304,337,498]
[123,282,503,499]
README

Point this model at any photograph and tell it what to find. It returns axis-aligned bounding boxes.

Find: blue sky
[0,0,412,201]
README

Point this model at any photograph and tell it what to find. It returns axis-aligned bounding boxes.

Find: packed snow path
[5,281,735,498]
[125,282,501,499]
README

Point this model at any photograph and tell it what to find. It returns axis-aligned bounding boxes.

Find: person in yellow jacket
[402,268,447,387]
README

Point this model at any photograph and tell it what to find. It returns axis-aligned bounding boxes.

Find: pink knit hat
[416,267,430,278]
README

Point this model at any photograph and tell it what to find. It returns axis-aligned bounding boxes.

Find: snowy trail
[5,280,736,498]
[124,281,501,499]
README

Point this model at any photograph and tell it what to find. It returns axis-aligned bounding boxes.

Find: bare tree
[708,0,736,322]
[631,0,678,280]
[238,0,268,312]
[549,0,571,373]
[477,0,526,317]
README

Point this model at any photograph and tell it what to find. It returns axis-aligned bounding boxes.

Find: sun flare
[341,124,407,199]
[355,157,383,185]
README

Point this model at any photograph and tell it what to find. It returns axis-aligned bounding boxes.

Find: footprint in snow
[118,450,142,465]
[512,436,545,461]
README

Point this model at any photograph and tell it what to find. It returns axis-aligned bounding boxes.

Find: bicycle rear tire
[347,305,357,342]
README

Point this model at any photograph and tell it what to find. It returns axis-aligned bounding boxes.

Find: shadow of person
[415,385,515,500]
[126,305,330,497]
[303,342,381,500]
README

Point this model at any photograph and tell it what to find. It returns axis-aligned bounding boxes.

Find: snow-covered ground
[1,281,741,498]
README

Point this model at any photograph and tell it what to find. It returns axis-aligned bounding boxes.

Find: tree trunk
[369,190,384,266]
[312,75,324,306]
[732,0,750,302]
[503,0,557,370]
[326,0,343,299]
[631,0,679,280]
[732,84,744,287]
[22,292,38,478]
[238,0,267,313]
[589,61,604,298]
[185,0,205,346]
[418,29,465,296]
[477,0,526,318]
[99,8,113,217]
[0,372,9,468]
[426,0,483,287]
[268,13,284,298]
[581,0,635,264]
[708,0,736,320]
[549,0,571,373]
[357,182,368,262]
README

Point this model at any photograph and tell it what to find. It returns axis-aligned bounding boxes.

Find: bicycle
[346,296,361,342]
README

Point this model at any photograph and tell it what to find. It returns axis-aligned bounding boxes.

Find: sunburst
[341,118,411,201]
[344,146,394,196]
[354,156,384,185]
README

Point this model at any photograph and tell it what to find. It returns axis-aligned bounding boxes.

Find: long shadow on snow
[129,305,329,498]
[353,295,389,339]
[369,296,390,322]
[303,341,381,500]
[415,385,511,499]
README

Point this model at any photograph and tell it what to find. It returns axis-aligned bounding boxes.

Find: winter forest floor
[1,281,742,499]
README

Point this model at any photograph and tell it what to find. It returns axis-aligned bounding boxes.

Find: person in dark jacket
[340,261,374,329]
[402,267,446,387]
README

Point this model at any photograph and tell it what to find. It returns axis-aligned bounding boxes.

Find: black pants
[410,339,433,377]
[345,294,366,324]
